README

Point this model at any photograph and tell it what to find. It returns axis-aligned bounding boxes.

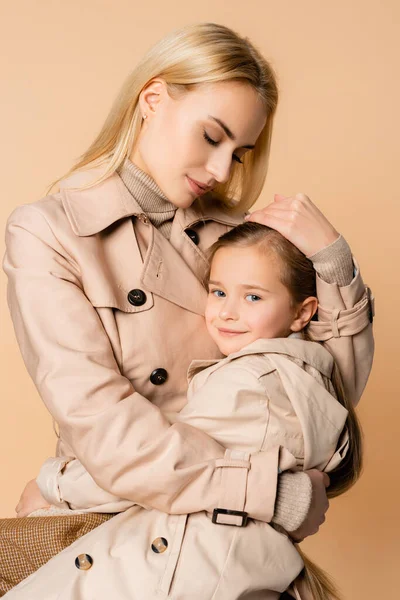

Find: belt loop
[213,449,250,526]
[331,308,340,338]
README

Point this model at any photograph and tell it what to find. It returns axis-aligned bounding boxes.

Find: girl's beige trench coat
[2,166,374,599]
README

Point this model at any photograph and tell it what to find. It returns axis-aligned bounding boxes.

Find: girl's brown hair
[206,222,363,600]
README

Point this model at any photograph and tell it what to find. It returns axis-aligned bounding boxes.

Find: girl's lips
[186,176,209,196]
[217,328,246,337]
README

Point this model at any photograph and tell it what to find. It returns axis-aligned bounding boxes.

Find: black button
[128,289,147,306]
[150,368,168,385]
[185,229,199,245]
[75,554,93,570]
[151,537,168,553]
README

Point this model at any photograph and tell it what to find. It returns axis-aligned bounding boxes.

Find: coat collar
[59,167,244,237]
[187,336,334,382]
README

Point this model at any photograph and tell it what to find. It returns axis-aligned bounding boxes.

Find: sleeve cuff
[213,447,287,524]
[271,471,312,532]
[308,234,354,287]
[36,457,74,507]
[243,447,298,523]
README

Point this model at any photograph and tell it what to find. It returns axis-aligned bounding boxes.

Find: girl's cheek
[204,313,216,341]
[204,300,213,326]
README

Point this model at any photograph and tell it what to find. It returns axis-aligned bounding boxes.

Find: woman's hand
[245,193,339,257]
[15,478,50,518]
[289,470,330,543]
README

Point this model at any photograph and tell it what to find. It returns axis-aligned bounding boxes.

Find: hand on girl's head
[244,192,339,257]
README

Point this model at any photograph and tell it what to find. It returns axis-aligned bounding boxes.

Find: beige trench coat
[2,165,374,596]
[4,336,349,599]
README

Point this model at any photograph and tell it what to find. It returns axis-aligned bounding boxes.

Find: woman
[3,22,374,598]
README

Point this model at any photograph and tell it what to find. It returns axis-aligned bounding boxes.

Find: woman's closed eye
[203,130,243,164]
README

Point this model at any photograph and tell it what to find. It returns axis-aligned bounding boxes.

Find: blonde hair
[46,22,278,213]
[206,223,364,600]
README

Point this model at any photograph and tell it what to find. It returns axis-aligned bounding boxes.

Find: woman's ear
[290,296,318,332]
[138,78,168,118]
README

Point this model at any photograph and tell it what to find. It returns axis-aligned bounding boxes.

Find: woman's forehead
[179,81,267,141]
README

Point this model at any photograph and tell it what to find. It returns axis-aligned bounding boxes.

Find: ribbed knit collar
[116,157,176,218]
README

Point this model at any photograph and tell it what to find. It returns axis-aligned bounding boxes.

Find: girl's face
[131,80,267,208]
[205,246,300,356]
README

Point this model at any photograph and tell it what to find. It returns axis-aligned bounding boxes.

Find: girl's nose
[219,299,239,320]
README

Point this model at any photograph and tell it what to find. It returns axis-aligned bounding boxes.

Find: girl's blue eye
[203,130,243,164]
[246,294,261,302]
[210,289,225,298]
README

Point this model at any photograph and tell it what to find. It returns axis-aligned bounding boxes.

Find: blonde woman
[3,22,373,598]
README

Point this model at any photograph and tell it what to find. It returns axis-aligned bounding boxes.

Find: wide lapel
[140,224,208,316]
[60,170,145,236]
[59,169,243,316]
[169,195,244,281]
[141,195,244,316]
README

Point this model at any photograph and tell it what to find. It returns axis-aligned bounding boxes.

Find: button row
[126,291,168,386]
[75,537,169,569]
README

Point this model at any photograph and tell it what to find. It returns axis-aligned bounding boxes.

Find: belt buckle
[212,508,248,527]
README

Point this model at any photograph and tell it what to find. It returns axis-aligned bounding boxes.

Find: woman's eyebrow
[207,115,255,149]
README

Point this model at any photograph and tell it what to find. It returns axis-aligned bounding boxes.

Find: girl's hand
[15,478,50,518]
[245,193,340,257]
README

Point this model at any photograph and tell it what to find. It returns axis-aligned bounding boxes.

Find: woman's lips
[186,176,209,196]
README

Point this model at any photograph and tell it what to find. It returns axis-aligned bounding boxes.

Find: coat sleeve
[3,204,278,522]
[307,259,375,406]
[36,456,137,514]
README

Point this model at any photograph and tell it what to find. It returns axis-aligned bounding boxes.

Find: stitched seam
[210,526,240,599]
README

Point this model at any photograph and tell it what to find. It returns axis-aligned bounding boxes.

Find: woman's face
[205,246,299,356]
[130,80,267,208]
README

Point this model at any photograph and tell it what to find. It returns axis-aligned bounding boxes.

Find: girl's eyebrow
[208,279,223,286]
[241,284,272,293]
[207,115,256,150]
[208,280,271,293]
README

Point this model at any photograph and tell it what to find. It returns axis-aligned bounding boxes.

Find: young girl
[6,222,363,600]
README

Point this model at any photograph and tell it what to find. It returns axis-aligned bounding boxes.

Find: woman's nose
[206,153,232,185]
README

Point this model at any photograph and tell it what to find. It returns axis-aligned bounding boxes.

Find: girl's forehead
[208,246,288,294]
[210,245,278,275]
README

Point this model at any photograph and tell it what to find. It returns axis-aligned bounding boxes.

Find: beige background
[0,1,398,598]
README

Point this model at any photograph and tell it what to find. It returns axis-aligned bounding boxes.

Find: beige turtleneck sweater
[117,158,177,239]
[115,157,354,533]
